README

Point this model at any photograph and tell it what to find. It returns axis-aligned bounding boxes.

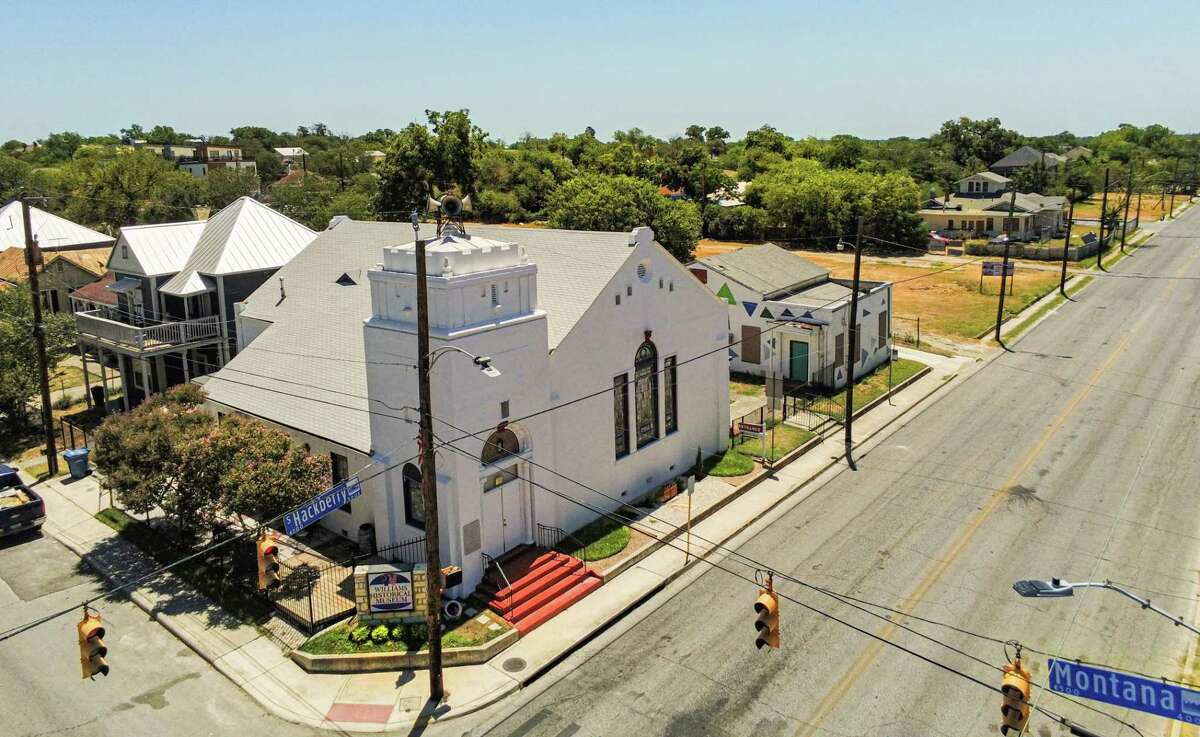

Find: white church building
[204,219,730,596]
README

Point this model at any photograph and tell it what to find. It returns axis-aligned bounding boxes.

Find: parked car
[0,463,46,538]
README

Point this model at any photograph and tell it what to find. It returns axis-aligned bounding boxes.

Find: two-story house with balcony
[918,172,1066,242]
[178,144,258,179]
[74,197,315,410]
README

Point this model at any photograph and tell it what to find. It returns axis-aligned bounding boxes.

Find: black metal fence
[262,535,428,634]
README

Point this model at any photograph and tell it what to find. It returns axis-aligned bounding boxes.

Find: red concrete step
[488,557,582,612]
[512,574,604,634]
[505,565,596,624]
[478,549,562,594]
[488,553,578,602]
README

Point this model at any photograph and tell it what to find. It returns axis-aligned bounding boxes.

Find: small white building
[688,243,892,390]
[203,220,730,596]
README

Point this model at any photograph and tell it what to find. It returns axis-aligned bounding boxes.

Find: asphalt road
[475,207,1200,737]
[0,531,323,737]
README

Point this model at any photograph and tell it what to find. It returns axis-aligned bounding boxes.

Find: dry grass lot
[1071,193,1176,221]
[800,252,1060,340]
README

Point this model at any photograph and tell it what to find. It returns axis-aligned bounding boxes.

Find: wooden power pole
[19,194,59,477]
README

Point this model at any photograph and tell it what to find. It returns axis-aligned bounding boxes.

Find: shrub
[390,624,406,641]
[370,624,389,644]
[704,205,768,241]
[349,625,371,644]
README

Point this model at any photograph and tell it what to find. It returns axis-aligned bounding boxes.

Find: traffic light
[77,612,108,679]
[1000,657,1031,734]
[256,534,281,591]
[754,578,780,650]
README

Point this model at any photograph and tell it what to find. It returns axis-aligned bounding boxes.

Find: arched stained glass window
[634,340,659,446]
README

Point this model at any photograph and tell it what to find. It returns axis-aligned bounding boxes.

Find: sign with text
[368,570,414,613]
[1048,658,1200,724]
[982,261,1015,276]
[738,422,764,438]
[283,476,362,536]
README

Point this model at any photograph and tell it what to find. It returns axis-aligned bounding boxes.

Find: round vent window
[636,260,652,282]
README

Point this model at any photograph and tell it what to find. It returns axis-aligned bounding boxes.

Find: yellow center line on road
[794,244,1200,737]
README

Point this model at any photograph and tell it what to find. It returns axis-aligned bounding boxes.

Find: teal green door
[788,341,809,383]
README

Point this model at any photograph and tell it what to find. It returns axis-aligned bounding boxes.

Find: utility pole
[995,189,1016,344]
[843,216,864,471]
[1168,158,1180,217]
[1096,168,1110,273]
[20,195,59,477]
[412,212,445,704]
[338,151,346,192]
[1119,162,1134,256]
[1060,189,1075,298]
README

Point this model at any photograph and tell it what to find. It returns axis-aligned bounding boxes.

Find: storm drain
[502,657,527,673]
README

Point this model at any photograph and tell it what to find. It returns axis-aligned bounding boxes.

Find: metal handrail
[536,523,593,563]
[481,552,514,616]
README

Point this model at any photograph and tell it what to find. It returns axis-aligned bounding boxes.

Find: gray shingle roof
[992,145,1061,169]
[695,243,829,298]
[204,220,636,452]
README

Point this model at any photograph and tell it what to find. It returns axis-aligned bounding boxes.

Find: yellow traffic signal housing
[256,535,281,591]
[77,613,109,679]
[754,588,780,649]
[1000,658,1031,734]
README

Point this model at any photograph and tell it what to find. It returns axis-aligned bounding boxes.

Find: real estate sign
[282,476,362,536]
[1048,658,1200,724]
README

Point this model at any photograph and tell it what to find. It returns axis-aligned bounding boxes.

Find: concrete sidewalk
[32,345,970,733]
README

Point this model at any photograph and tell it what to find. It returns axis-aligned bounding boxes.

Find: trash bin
[64,448,90,479]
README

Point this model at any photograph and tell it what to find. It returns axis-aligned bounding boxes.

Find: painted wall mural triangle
[760,307,774,319]
[716,283,737,304]
[780,308,794,318]
[743,301,758,317]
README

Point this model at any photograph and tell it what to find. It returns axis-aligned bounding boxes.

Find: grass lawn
[300,611,511,655]
[96,507,272,625]
[798,252,1061,341]
[1006,277,1095,341]
[556,515,632,561]
[704,448,756,477]
[813,358,926,421]
[731,420,815,462]
[729,378,764,399]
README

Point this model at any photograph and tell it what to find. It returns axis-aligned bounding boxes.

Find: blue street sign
[283,476,363,536]
[1048,658,1200,725]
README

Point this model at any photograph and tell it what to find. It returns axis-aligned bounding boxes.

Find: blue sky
[7,0,1197,143]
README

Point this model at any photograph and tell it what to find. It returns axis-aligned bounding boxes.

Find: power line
[433,435,1137,737]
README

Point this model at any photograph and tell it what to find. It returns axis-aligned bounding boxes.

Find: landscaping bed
[554,514,632,561]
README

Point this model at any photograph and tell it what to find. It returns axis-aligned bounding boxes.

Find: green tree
[59,149,199,228]
[210,415,330,529]
[375,123,437,217]
[203,167,260,208]
[0,152,33,201]
[91,385,217,536]
[933,117,1020,167]
[0,284,76,428]
[547,173,700,261]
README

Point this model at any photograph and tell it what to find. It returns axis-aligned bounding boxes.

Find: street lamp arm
[1066,580,1200,637]
[426,346,497,375]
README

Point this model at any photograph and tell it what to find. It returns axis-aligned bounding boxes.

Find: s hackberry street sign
[283,476,363,536]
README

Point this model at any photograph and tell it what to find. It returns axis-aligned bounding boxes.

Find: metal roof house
[74,197,315,411]
[0,200,116,252]
[688,243,893,390]
[203,219,731,597]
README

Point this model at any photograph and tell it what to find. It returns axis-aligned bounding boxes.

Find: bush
[704,205,768,241]
[390,624,406,641]
[475,189,524,223]
[370,624,389,644]
[349,625,371,644]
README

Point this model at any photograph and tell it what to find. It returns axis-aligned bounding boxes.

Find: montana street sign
[1048,658,1200,725]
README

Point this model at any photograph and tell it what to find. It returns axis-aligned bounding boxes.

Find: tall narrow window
[664,356,678,435]
[402,463,424,529]
[878,311,888,349]
[834,333,845,368]
[634,340,659,446]
[613,374,629,459]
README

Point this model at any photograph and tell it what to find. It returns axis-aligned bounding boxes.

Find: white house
[688,243,892,389]
[203,220,730,598]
